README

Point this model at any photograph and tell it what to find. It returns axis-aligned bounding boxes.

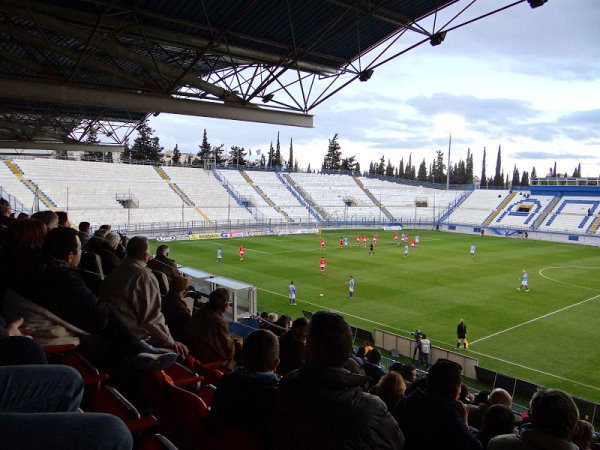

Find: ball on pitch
[319,293,323,297]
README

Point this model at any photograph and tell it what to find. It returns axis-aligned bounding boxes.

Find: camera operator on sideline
[416,332,431,369]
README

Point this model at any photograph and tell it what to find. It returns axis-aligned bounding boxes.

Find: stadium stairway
[212,168,255,216]
[531,195,560,230]
[4,160,56,210]
[438,190,473,224]
[283,173,332,222]
[154,167,213,225]
[586,216,600,234]
[352,176,395,221]
[0,185,31,215]
[276,171,321,221]
[484,191,516,226]
[239,170,292,223]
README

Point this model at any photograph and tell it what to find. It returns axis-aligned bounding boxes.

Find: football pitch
[153,229,600,404]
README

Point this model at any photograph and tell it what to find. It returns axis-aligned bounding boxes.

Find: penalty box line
[258,289,600,392]
[470,292,600,345]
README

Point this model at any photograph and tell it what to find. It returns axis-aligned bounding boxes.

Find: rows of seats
[288,173,381,221]
[216,169,297,222]
[4,158,600,234]
[360,177,467,222]
[445,190,510,225]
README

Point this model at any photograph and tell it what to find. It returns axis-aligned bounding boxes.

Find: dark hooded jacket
[271,363,404,450]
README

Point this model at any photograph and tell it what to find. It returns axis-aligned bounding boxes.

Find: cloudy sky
[149,0,600,179]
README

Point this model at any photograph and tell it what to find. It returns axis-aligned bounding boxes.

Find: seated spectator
[258,311,269,328]
[0,314,46,365]
[162,275,192,344]
[459,382,474,404]
[278,316,308,374]
[210,329,279,444]
[467,387,512,430]
[96,231,122,276]
[78,221,91,249]
[55,210,71,228]
[84,228,108,254]
[16,212,30,220]
[350,346,366,368]
[0,198,14,228]
[0,364,133,449]
[187,288,239,368]
[362,340,374,356]
[31,210,58,230]
[272,311,403,450]
[115,234,128,259]
[392,363,417,388]
[488,389,579,450]
[271,314,291,336]
[475,404,516,449]
[0,219,47,289]
[147,244,181,285]
[370,371,406,411]
[572,419,594,450]
[393,358,482,450]
[472,390,490,406]
[100,236,188,357]
[355,345,367,363]
[363,347,386,388]
[16,227,178,371]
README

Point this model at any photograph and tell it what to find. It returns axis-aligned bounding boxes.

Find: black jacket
[271,363,404,450]
[393,387,481,450]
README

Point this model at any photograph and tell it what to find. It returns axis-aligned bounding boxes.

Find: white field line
[465,348,600,392]
[471,293,600,345]
[470,266,600,345]
[538,266,600,292]
[258,287,600,392]
[204,240,270,254]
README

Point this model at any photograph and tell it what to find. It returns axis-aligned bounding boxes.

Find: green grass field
[152,230,600,404]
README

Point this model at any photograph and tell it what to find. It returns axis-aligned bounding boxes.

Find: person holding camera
[417,333,431,369]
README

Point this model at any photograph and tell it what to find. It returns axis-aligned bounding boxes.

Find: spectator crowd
[0,202,598,450]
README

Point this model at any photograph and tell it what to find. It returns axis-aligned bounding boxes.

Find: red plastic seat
[138,370,208,449]
[88,385,158,432]
[165,362,203,390]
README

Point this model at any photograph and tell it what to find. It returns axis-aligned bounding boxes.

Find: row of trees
[83,121,583,188]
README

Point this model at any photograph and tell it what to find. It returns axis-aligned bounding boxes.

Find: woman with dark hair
[271,314,291,336]
[1,219,48,288]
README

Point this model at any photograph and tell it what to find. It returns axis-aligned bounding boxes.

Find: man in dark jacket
[29,227,177,371]
[392,358,482,450]
[277,316,308,374]
[147,244,181,285]
[271,311,404,450]
[210,329,279,444]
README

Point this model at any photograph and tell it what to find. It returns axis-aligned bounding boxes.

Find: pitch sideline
[257,286,600,393]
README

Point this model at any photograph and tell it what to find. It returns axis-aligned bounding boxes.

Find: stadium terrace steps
[239,170,292,223]
[212,168,254,215]
[4,161,56,210]
[276,172,321,221]
[484,191,516,226]
[154,167,213,225]
[283,173,332,222]
[352,176,395,221]
[438,190,473,223]
[587,216,600,234]
[532,195,560,230]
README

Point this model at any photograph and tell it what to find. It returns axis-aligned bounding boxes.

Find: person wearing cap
[187,287,240,369]
[162,275,192,344]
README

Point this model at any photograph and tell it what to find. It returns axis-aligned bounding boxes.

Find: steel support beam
[0,141,124,153]
[0,79,314,128]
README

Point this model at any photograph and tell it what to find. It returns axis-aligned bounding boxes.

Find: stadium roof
[0,0,543,150]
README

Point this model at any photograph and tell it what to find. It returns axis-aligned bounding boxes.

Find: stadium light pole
[446,132,451,191]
